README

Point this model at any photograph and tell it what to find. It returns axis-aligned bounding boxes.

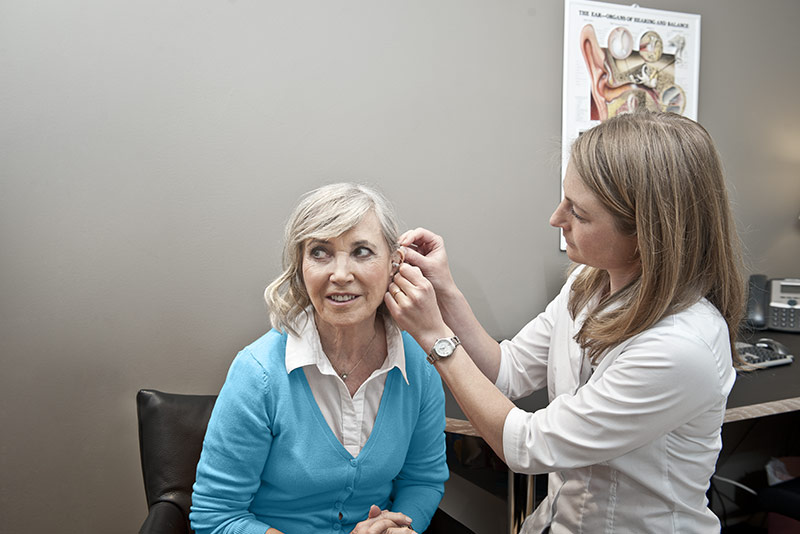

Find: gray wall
[1,1,798,532]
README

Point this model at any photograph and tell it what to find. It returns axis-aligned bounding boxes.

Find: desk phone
[746,275,800,333]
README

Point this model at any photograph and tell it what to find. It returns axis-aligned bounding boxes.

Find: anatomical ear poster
[560,0,700,248]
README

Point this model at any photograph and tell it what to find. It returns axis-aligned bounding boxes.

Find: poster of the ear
[560,0,700,249]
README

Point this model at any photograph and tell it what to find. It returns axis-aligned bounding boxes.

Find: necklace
[332,327,380,381]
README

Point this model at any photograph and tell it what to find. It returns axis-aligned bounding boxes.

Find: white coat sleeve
[502,327,728,474]
[495,280,572,400]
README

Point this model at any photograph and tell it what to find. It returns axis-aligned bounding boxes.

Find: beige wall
[1,1,798,532]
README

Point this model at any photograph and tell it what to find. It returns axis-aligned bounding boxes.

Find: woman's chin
[314,305,377,332]
[564,246,579,263]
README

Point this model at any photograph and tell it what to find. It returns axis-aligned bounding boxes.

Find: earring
[391,262,400,268]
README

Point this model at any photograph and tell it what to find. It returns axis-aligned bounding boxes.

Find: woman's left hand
[385,263,453,352]
[350,504,414,534]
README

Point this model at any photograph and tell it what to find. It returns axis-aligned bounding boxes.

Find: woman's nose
[549,202,566,228]
[330,253,354,283]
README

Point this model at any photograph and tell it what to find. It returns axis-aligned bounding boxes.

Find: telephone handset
[746,275,800,332]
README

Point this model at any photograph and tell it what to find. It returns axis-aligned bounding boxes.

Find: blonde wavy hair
[567,112,745,365]
[264,182,400,336]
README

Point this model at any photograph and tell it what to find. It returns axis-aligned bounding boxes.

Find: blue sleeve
[190,350,274,534]
[390,355,449,531]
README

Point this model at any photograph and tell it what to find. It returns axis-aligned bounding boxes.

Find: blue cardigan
[190,329,448,534]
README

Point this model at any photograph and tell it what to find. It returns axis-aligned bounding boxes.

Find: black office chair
[136,389,473,534]
[755,476,800,526]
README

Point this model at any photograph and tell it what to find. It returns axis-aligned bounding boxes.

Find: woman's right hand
[398,228,456,298]
[386,263,454,355]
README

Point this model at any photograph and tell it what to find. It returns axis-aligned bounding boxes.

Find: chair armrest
[139,501,191,534]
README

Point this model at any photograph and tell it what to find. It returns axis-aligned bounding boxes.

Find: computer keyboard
[735,342,795,369]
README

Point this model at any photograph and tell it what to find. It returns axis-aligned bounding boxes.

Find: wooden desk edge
[445,417,481,437]
[445,397,800,436]
[723,396,800,423]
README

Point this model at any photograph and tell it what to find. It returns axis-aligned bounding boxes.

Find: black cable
[712,477,768,530]
[712,420,754,531]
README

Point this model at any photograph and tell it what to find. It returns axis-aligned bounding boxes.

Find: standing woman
[191,183,448,534]
[387,112,745,533]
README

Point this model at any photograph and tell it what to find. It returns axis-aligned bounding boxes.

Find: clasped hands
[266,505,412,534]
[349,504,414,533]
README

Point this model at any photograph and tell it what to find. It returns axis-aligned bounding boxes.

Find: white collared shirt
[496,274,734,533]
[285,311,409,457]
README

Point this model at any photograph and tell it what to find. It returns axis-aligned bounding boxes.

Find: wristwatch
[427,336,461,364]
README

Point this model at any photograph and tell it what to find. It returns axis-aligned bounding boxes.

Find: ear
[580,24,611,121]
[390,248,404,275]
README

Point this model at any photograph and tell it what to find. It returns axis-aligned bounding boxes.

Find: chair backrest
[137,389,217,524]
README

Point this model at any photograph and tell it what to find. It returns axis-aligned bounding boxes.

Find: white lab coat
[497,274,735,533]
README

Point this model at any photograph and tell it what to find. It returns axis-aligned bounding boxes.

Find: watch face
[434,339,454,357]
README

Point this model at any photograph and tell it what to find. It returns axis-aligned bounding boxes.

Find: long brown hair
[567,112,745,364]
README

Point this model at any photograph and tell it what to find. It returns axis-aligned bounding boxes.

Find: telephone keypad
[770,308,798,331]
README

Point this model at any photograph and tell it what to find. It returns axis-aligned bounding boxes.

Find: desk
[443,331,800,533]
[724,331,800,421]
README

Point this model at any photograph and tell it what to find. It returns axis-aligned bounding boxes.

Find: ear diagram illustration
[580,24,686,120]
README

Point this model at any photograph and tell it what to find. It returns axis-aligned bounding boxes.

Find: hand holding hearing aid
[397,228,457,298]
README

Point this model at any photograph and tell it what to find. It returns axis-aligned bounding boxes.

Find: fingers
[363,518,411,534]
[386,264,446,341]
[384,290,401,318]
[397,229,453,293]
[393,262,424,286]
[398,227,431,247]
[400,244,426,268]
[388,285,404,302]
[398,227,443,256]
[388,264,427,300]
[350,507,412,534]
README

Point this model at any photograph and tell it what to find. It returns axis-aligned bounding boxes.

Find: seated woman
[190,183,448,534]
